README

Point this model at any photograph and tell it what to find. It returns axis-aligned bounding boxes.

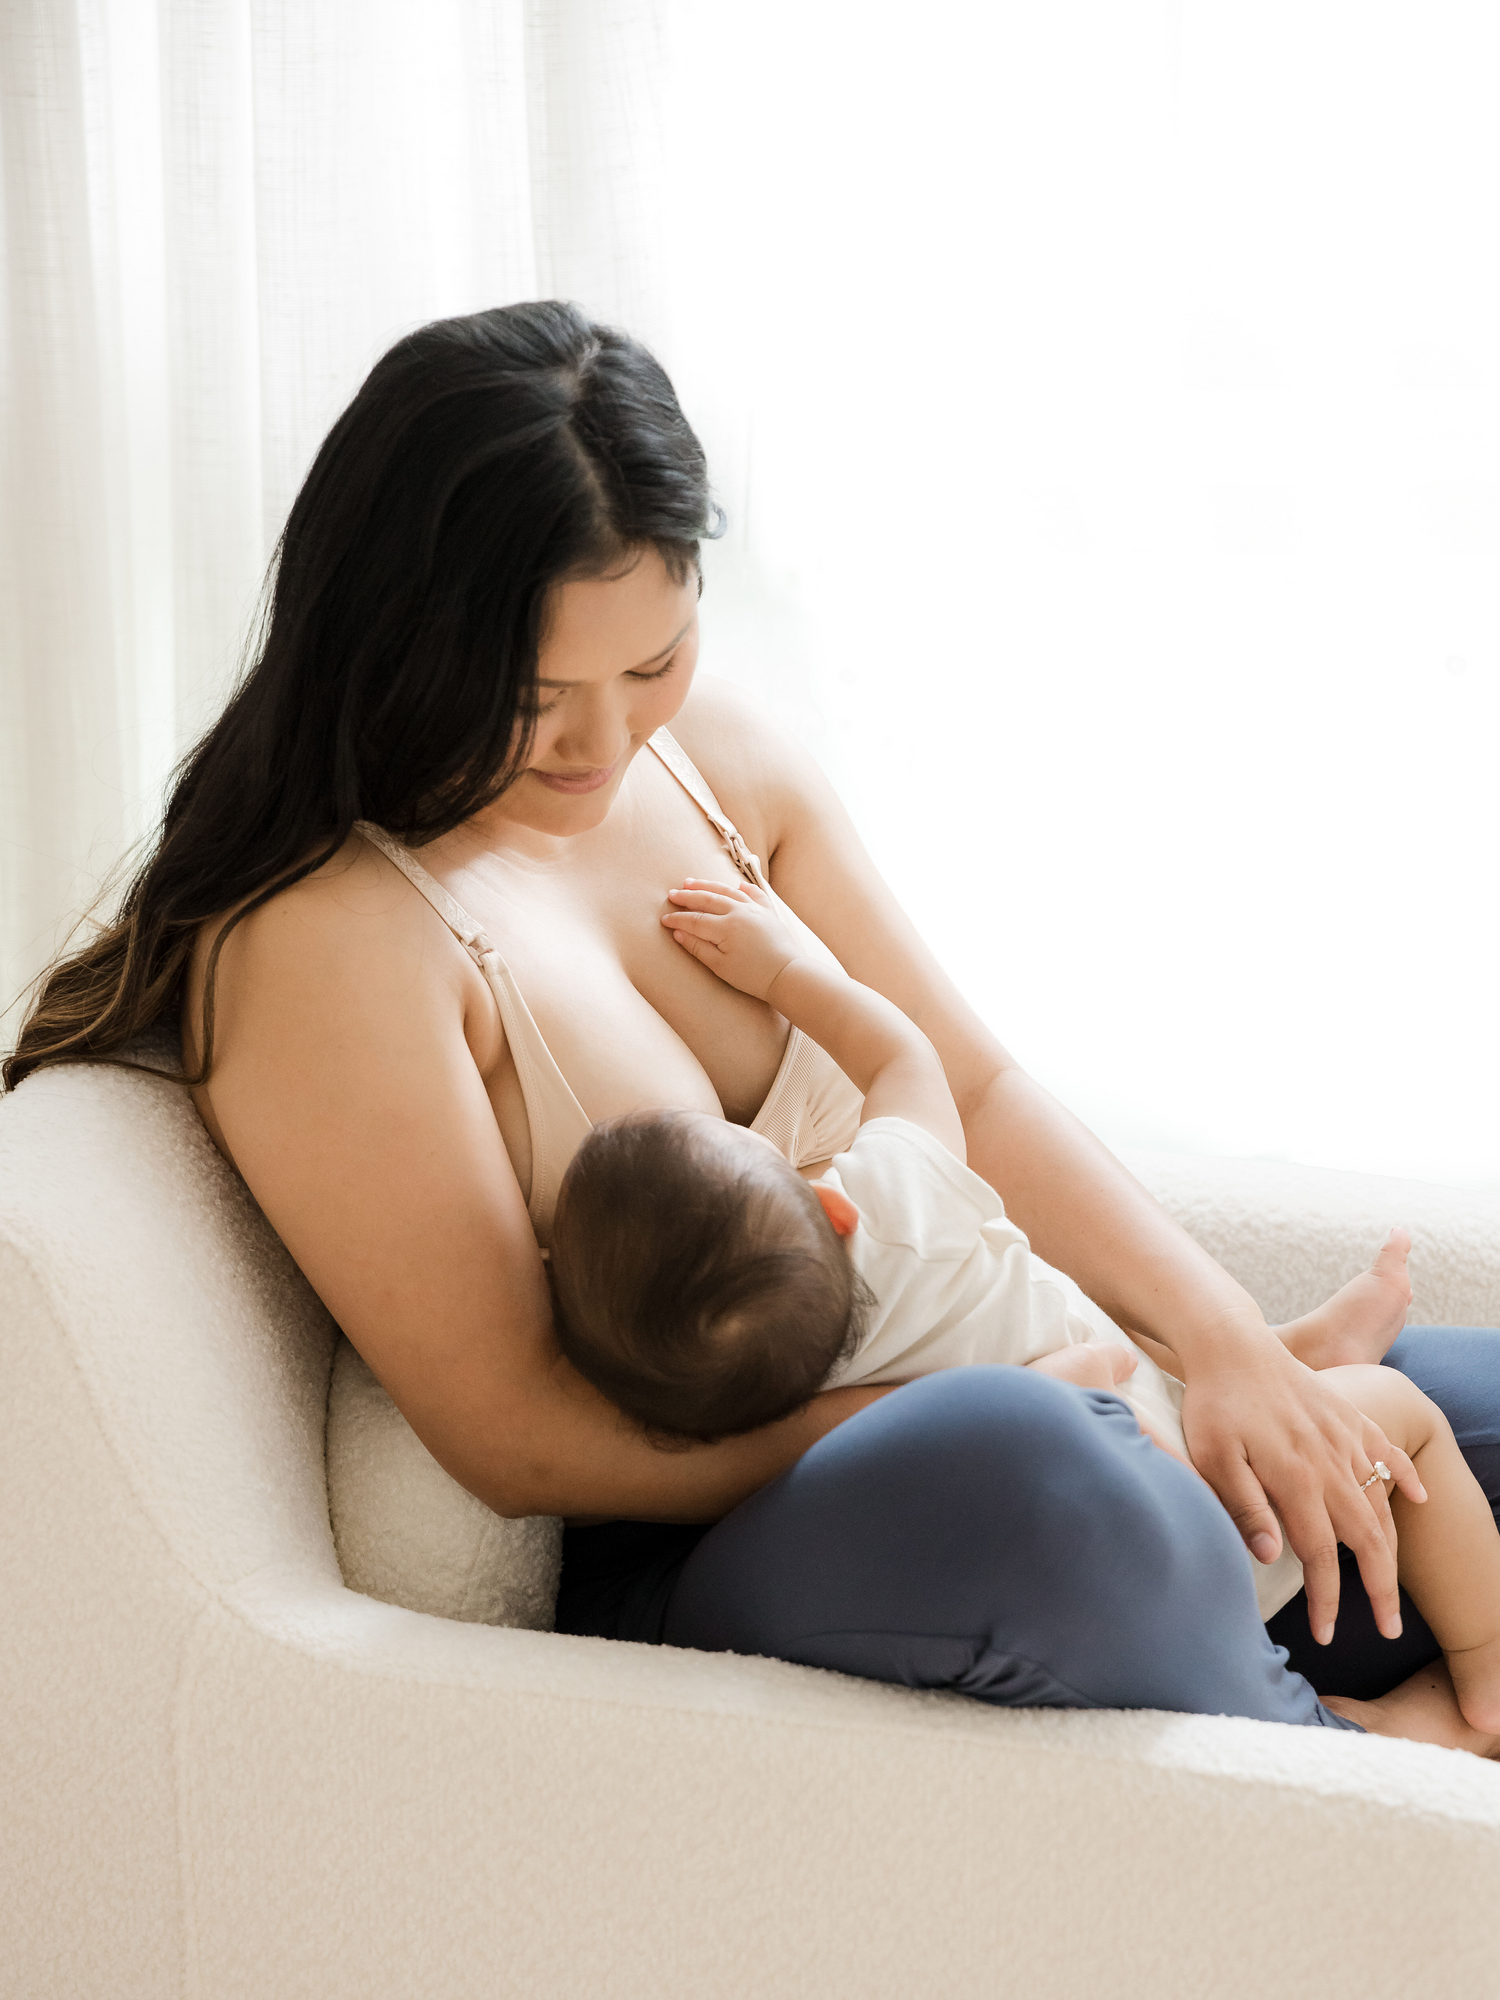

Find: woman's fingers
[1181,1343,1415,1646]
[1205,1455,1284,1569]
[1294,1534,1347,1645]
[1340,1434,1421,1640]
[1274,1464,1399,1643]
[1337,1510,1404,1641]
[1371,1436,1425,1508]
[1320,1421,1408,1640]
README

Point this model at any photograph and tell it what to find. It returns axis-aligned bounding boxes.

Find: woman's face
[490,546,700,838]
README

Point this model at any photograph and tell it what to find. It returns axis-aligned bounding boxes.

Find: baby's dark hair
[550,1110,869,1443]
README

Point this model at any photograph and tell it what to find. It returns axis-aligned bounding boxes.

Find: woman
[10,302,1498,1748]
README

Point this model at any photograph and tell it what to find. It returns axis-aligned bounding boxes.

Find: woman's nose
[552,692,630,769]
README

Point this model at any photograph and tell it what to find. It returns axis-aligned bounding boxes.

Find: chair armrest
[171,1568,1500,1998]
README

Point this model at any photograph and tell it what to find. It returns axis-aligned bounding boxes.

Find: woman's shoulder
[667,675,838,863]
[184,830,496,1076]
[193,832,427,977]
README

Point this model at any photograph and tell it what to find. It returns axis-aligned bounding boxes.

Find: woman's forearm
[959,1063,1264,1360]
[436,1350,889,1523]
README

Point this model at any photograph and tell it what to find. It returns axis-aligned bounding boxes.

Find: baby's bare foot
[1323,1659,1500,1758]
[1278,1227,1412,1371]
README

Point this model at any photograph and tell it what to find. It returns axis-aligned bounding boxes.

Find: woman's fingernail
[1314,1624,1334,1646]
[1249,1533,1279,1564]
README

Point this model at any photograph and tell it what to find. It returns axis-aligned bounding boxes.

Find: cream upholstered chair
[3,1054,1500,2000]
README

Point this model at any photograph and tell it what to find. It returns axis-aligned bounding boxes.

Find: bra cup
[358,734,863,1226]
[750,1027,863,1171]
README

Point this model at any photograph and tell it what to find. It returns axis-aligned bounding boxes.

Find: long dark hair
[4,302,720,1091]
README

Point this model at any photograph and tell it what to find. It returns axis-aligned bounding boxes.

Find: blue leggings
[554,1328,1500,1729]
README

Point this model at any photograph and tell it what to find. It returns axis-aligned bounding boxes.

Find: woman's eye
[525,652,676,716]
[629,654,677,683]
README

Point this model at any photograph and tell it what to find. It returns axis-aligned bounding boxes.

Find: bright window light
[660,1,1500,1185]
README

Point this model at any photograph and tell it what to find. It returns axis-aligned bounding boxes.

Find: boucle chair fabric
[3,1058,1500,2000]
[326,1337,561,1628]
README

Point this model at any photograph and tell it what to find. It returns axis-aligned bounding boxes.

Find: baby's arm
[662,877,966,1159]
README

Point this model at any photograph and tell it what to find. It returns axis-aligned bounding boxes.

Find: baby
[549,874,1500,1740]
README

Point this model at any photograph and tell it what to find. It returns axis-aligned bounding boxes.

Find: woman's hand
[1178,1314,1408,1644]
[662,878,802,1002]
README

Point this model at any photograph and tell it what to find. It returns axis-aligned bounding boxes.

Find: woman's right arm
[190,849,878,1520]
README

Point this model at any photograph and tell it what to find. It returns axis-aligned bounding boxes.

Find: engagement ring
[1359,1461,1392,1492]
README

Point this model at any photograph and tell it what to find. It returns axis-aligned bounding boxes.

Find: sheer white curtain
[0,0,671,1035]
[4,1,1498,1185]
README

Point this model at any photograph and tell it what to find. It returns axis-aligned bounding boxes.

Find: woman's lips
[530,762,617,795]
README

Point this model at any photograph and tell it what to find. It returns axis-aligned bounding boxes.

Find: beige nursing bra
[355,728,864,1245]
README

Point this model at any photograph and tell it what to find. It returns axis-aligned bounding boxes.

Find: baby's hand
[661,878,803,1002]
[1027,1343,1139,1394]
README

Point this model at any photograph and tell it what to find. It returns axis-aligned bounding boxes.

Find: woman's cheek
[643,643,699,729]
[510,712,556,771]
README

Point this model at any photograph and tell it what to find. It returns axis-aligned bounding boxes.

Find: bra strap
[354,822,495,964]
[646,729,768,888]
[354,821,589,1238]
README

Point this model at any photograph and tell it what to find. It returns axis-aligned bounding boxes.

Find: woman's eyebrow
[536,619,695,688]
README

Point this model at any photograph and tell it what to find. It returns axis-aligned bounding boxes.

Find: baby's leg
[1316,1363,1500,1737]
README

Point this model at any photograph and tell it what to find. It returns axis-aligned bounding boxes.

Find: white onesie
[817,1118,1304,1623]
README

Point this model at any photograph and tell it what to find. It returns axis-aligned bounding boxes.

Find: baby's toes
[1371,1226,1413,1309]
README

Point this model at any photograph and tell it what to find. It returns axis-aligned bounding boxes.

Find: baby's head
[550,1110,868,1443]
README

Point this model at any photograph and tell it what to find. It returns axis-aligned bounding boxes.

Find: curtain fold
[0,0,669,1035]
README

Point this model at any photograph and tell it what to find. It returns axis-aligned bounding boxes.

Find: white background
[660,2,1500,1185]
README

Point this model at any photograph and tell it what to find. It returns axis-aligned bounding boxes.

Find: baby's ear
[813,1182,860,1238]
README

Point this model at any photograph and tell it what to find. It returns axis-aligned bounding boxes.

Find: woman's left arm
[675,680,1404,1647]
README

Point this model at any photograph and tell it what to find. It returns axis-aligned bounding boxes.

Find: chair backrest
[0,1058,340,1597]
